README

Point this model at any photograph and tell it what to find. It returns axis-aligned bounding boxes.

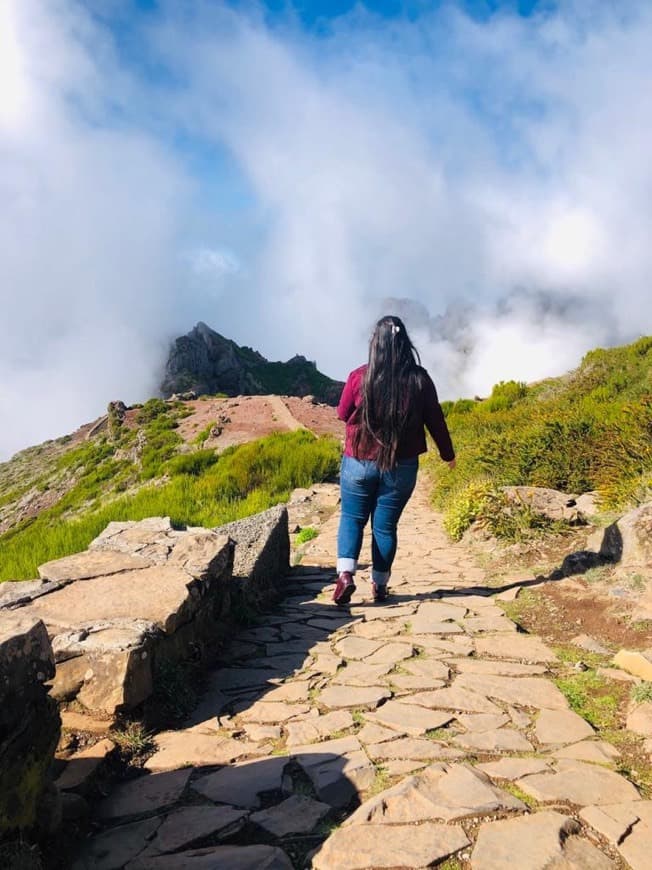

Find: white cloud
[2,0,652,459]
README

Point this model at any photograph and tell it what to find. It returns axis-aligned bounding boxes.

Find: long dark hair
[352,315,422,471]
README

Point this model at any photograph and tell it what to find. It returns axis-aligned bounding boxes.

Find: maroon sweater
[337,364,455,463]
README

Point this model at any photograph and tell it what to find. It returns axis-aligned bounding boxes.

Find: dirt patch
[505,579,652,652]
[176,395,342,450]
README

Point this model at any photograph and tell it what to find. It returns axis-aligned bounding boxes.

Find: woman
[333,315,456,606]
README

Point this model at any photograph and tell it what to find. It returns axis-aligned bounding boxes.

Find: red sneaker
[372,582,389,603]
[333,571,356,606]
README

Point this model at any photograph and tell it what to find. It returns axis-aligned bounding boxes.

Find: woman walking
[333,315,456,606]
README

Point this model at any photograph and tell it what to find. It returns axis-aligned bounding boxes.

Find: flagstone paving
[72,480,649,869]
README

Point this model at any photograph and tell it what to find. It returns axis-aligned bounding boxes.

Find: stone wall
[0,506,290,721]
[0,616,60,834]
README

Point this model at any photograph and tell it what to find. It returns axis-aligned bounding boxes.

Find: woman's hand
[447,458,457,469]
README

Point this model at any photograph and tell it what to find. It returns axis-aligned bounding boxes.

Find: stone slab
[39,551,150,583]
[318,685,390,710]
[250,794,330,836]
[407,686,502,714]
[516,760,641,806]
[99,768,192,820]
[453,728,533,753]
[551,740,620,764]
[345,763,524,824]
[471,811,582,870]
[474,634,558,662]
[146,806,248,855]
[192,757,288,809]
[74,817,162,870]
[364,701,454,736]
[56,738,115,791]
[613,650,652,681]
[535,708,595,745]
[455,673,568,710]
[477,758,551,780]
[144,732,260,771]
[127,844,293,869]
[312,821,469,869]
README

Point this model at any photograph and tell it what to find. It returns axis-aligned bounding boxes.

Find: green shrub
[428,336,652,538]
[167,450,218,476]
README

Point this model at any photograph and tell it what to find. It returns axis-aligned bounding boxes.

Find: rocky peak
[161,322,342,404]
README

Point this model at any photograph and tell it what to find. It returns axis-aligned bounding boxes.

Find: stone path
[72,479,651,869]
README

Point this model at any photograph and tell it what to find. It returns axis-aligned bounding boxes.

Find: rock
[127,844,294,869]
[236,701,310,723]
[456,713,510,732]
[332,662,393,685]
[474,633,558,662]
[334,636,384,660]
[286,710,353,746]
[589,502,652,574]
[453,728,533,752]
[516,760,641,806]
[56,738,115,792]
[626,701,652,737]
[318,685,390,710]
[571,634,610,654]
[345,763,524,824]
[192,757,288,809]
[402,657,451,680]
[477,758,551,780]
[312,821,469,869]
[144,732,261,771]
[455,672,569,710]
[613,649,652,681]
[535,709,595,745]
[38,551,149,583]
[290,737,376,807]
[364,700,454,735]
[447,657,548,676]
[74,817,162,870]
[502,486,590,523]
[407,685,503,714]
[363,642,414,666]
[580,801,652,870]
[471,811,582,870]
[99,768,192,820]
[365,737,463,762]
[552,740,620,764]
[250,795,330,836]
[215,505,290,609]
[144,806,248,855]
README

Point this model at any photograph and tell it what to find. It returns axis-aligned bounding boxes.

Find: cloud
[2,0,652,459]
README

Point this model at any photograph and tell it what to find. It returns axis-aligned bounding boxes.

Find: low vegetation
[0,399,340,581]
[427,336,652,540]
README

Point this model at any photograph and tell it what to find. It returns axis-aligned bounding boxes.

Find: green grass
[554,671,620,730]
[428,336,652,540]
[0,429,340,581]
[631,682,652,704]
[295,526,319,545]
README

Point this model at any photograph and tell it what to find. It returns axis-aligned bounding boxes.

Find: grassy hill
[426,336,652,540]
[0,398,340,582]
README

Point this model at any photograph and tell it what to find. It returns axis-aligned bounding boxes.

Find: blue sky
[3,0,652,457]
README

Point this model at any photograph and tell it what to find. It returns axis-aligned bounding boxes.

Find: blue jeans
[337,455,418,584]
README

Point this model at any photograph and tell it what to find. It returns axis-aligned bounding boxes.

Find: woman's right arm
[422,371,455,463]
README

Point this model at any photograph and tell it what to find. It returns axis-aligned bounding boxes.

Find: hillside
[427,335,652,541]
[161,321,344,404]
[0,395,342,581]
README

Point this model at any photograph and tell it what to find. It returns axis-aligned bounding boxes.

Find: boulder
[588,502,652,575]
[502,486,593,523]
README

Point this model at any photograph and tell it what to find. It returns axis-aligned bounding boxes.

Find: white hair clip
[391,324,401,335]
